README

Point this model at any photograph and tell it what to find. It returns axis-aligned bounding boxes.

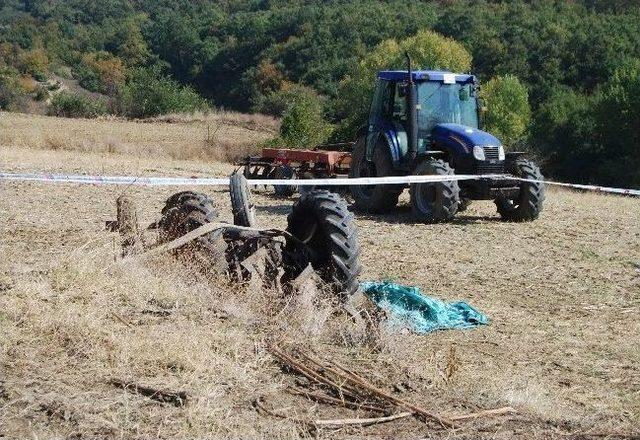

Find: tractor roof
[377,70,475,83]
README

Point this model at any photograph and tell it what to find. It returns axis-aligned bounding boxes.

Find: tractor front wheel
[229,172,256,227]
[349,138,402,213]
[410,159,460,223]
[495,159,545,222]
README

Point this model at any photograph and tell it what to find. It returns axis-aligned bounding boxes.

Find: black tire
[496,159,545,222]
[229,172,256,227]
[410,159,460,223]
[286,190,361,299]
[349,137,402,213]
[272,165,296,197]
[458,197,472,212]
[159,191,228,274]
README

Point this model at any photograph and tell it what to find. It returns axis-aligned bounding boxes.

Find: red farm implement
[238,143,354,196]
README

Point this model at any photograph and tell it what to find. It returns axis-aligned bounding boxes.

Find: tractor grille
[476,145,504,174]
[483,145,501,161]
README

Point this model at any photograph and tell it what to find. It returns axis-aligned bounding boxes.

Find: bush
[115,67,208,118]
[0,71,28,111]
[331,30,472,141]
[532,88,601,182]
[76,52,126,95]
[253,83,308,117]
[48,92,108,118]
[18,48,49,81]
[481,75,531,146]
[270,86,332,148]
[596,58,640,186]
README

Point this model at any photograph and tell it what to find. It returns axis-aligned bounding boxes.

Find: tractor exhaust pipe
[405,52,418,161]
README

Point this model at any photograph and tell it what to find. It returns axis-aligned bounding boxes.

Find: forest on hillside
[1,0,639,186]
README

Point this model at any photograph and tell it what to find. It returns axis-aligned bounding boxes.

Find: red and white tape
[0,171,638,197]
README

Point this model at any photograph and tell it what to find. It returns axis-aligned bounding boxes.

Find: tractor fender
[366,121,407,166]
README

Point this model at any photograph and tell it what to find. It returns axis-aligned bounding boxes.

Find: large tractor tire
[159,191,228,274]
[349,138,402,213]
[496,159,545,222]
[229,172,256,227]
[272,165,297,198]
[286,190,361,299]
[410,159,460,223]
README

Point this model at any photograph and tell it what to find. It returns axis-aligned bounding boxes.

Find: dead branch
[267,344,361,400]
[254,396,411,430]
[109,379,188,407]
[314,412,413,428]
[287,386,387,413]
[295,349,455,428]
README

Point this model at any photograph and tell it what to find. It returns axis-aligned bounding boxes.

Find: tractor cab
[366,69,504,175]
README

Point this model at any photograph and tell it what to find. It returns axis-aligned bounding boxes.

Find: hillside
[1,115,639,439]
[1,0,640,186]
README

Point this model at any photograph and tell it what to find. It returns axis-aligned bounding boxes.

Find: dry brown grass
[1,137,639,439]
[0,110,278,163]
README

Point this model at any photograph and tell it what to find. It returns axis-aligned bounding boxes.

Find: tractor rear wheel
[285,190,361,299]
[229,172,256,227]
[159,191,228,274]
[410,159,460,223]
[495,159,545,222]
[349,138,402,213]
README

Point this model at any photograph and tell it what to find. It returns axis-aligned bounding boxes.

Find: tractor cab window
[391,82,407,121]
[416,82,478,132]
[369,79,392,124]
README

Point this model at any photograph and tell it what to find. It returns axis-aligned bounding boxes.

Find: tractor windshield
[417,82,478,132]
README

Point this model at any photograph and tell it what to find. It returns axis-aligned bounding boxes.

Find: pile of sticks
[264,344,515,430]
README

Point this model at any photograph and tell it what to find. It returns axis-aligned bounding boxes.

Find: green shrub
[48,92,108,118]
[481,75,531,146]
[115,67,208,118]
[0,71,28,111]
[276,87,332,148]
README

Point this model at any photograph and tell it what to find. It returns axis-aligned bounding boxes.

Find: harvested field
[1,115,639,439]
[0,110,278,163]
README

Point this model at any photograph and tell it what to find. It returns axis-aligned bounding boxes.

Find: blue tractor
[349,55,545,222]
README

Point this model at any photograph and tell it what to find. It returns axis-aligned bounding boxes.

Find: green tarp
[361,281,489,334]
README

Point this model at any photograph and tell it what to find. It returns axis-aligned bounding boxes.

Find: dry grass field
[1,113,639,439]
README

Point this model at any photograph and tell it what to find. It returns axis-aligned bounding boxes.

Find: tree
[481,75,531,146]
[596,58,640,185]
[275,85,332,148]
[331,30,472,141]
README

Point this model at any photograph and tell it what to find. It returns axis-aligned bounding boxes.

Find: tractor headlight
[472,145,485,161]
[498,145,505,161]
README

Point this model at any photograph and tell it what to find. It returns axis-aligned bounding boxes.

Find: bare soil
[1,114,639,439]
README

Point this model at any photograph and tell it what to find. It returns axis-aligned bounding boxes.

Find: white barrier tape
[510,178,640,197]
[1,172,639,197]
[0,172,505,186]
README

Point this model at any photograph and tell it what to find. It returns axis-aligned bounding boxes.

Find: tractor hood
[431,123,501,151]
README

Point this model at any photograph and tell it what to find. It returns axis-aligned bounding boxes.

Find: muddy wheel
[410,159,460,223]
[229,172,256,227]
[496,159,545,222]
[285,190,361,299]
[273,165,297,197]
[159,191,228,274]
[349,137,402,213]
